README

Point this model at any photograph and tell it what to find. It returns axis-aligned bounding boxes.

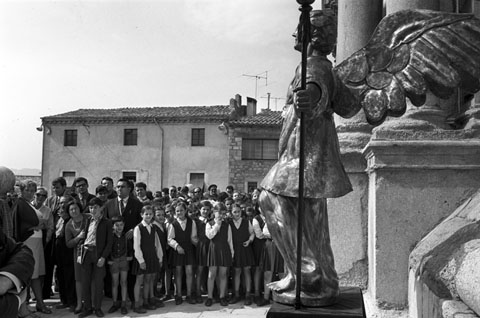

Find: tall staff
[295,0,314,310]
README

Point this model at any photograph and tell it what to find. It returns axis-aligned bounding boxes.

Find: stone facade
[227,126,280,193]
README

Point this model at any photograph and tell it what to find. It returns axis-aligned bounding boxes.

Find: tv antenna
[242,71,268,100]
[261,93,285,110]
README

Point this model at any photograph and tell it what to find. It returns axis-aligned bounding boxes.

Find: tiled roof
[229,109,283,127]
[42,106,231,124]
[42,105,283,128]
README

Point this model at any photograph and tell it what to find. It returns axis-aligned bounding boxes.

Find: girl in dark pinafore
[229,203,255,305]
[194,200,212,303]
[167,202,198,305]
[204,203,233,307]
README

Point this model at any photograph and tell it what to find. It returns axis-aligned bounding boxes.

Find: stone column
[335,0,382,150]
[327,0,381,292]
[378,0,451,135]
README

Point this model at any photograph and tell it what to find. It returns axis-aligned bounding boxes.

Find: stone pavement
[31,290,402,318]
[38,297,270,318]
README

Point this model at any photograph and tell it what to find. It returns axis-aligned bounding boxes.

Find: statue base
[272,290,337,307]
[267,287,365,318]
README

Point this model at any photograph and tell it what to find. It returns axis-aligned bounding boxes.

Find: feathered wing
[332,9,480,126]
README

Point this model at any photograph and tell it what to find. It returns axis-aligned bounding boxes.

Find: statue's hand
[294,84,321,116]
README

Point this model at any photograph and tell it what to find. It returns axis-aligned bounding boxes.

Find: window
[124,129,138,146]
[62,171,76,178]
[62,171,76,189]
[64,130,77,146]
[189,173,205,189]
[242,139,278,160]
[123,171,136,182]
[247,182,258,194]
[191,128,205,146]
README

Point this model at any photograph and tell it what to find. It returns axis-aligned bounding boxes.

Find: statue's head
[310,10,337,55]
[294,10,337,55]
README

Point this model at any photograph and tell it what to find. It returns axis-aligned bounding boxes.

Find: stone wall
[228,126,280,193]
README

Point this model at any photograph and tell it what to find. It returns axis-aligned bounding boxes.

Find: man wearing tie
[104,178,142,304]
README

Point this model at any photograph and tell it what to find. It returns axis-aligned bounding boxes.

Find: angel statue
[259,7,480,307]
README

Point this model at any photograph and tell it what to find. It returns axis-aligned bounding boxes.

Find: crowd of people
[0,175,285,318]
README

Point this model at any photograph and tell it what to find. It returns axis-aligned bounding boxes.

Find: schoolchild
[78,197,113,318]
[106,216,132,315]
[204,202,234,307]
[245,206,255,223]
[251,211,267,304]
[151,204,167,307]
[224,197,234,220]
[131,205,164,313]
[194,200,212,303]
[229,203,255,305]
[257,219,284,307]
[167,202,198,305]
[162,203,175,301]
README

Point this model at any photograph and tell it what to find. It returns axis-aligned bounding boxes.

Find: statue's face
[293,26,302,52]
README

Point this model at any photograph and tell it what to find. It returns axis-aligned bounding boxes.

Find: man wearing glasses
[104,178,143,305]
[74,177,95,213]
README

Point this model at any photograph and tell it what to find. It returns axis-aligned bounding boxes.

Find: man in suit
[44,177,68,300]
[104,178,142,305]
[74,177,96,214]
[0,227,34,318]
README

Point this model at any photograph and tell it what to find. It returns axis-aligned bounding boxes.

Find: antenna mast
[242,71,268,100]
[261,93,285,110]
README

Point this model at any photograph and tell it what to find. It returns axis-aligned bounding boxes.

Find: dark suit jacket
[82,216,113,261]
[0,228,34,318]
[104,195,142,234]
[13,197,39,242]
[76,193,96,214]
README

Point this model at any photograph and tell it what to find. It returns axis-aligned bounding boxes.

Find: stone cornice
[363,140,480,172]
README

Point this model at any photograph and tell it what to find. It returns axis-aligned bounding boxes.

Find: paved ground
[36,296,270,318]
[28,290,408,318]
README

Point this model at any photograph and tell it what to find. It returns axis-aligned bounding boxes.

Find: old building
[39,95,282,193]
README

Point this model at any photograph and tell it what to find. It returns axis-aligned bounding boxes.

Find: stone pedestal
[329,150,368,288]
[267,287,366,318]
[363,137,480,308]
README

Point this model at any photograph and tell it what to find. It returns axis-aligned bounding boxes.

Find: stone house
[39,95,282,193]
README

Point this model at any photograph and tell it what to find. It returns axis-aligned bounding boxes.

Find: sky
[0,0,326,171]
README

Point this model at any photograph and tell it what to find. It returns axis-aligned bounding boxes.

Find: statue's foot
[268,272,295,293]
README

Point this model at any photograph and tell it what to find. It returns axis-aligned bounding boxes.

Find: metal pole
[295,0,313,310]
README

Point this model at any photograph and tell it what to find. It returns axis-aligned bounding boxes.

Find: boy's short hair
[135,182,147,190]
[102,176,113,184]
[141,204,153,214]
[200,200,213,208]
[95,185,108,194]
[88,197,105,207]
[52,177,67,187]
[111,215,124,224]
[74,177,89,186]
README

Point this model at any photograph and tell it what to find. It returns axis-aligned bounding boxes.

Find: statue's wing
[332,10,480,126]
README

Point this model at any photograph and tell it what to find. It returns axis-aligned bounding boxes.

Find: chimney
[235,94,242,108]
[246,97,257,116]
